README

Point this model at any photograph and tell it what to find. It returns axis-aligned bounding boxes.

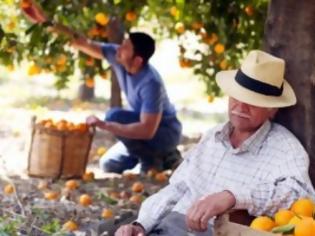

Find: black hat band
[235,69,283,96]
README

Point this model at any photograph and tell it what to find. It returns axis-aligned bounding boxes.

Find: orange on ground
[147,168,158,178]
[155,172,168,182]
[37,180,49,190]
[131,182,144,193]
[65,180,79,190]
[290,198,315,217]
[122,172,137,181]
[129,195,142,205]
[125,11,137,22]
[44,191,59,201]
[4,184,14,195]
[62,220,78,232]
[102,208,114,219]
[82,171,95,182]
[250,216,275,232]
[79,194,92,207]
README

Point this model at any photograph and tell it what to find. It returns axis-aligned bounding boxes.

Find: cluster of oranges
[37,119,89,133]
[250,198,315,236]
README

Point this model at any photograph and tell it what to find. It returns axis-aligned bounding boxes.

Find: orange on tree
[62,220,78,232]
[85,78,95,88]
[125,11,137,22]
[28,64,41,76]
[175,22,185,34]
[250,216,275,232]
[179,58,192,68]
[192,22,203,30]
[169,6,178,17]
[131,181,144,193]
[65,180,79,190]
[274,209,295,226]
[219,59,228,70]
[20,0,31,9]
[4,184,15,195]
[79,194,92,206]
[95,12,109,26]
[82,171,95,182]
[214,43,225,54]
[56,54,67,66]
[245,5,254,16]
[101,208,114,219]
[290,198,315,217]
[203,33,218,45]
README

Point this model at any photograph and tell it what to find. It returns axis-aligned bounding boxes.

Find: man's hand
[185,190,236,232]
[115,224,145,236]
[86,115,108,129]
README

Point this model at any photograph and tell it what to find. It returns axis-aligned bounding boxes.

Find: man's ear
[133,56,143,68]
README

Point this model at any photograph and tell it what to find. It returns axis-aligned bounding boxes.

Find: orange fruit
[214,43,225,54]
[56,54,67,66]
[274,209,295,226]
[44,191,59,201]
[203,33,218,45]
[207,95,214,103]
[101,208,114,219]
[65,180,79,190]
[88,27,101,37]
[146,168,158,178]
[28,64,42,76]
[192,22,203,30]
[85,78,94,88]
[95,13,110,26]
[129,195,142,205]
[169,6,178,17]
[155,172,168,182]
[131,182,144,193]
[122,172,137,181]
[294,218,315,236]
[250,216,275,232]
[179,58,192,68]
[56,121,68,131]
[4,184,14,195]
[219,59,228,70]
[85,57,95,67]
[125,11,137,22]
[175,22,185,34]
[37,180,49,190]
[62,220,78,232]
[97,146,107,156]
[291,198,315,217]
[245,5,254,16]
[20,0,31,9]
[76,123,88,132]
[79,194,92,207]
[82,171,95,182]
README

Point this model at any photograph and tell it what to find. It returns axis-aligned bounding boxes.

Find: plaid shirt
[137,120,315,232]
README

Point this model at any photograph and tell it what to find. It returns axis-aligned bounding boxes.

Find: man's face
[116,38,135,68]
[228,97,277,133]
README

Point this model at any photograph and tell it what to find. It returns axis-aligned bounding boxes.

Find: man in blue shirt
[72,32,182,173]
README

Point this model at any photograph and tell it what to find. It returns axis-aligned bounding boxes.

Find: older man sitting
[115,50,315,236]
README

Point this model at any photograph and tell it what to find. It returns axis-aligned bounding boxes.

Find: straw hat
[216,50,296,108]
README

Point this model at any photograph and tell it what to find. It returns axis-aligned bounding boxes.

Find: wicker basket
[27,118,94,179]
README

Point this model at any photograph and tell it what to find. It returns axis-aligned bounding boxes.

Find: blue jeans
[99,108,182,173]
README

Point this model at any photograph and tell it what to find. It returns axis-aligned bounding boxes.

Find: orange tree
[0,0,268,98]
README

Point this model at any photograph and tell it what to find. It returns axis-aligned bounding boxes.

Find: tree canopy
[0,0,268,96]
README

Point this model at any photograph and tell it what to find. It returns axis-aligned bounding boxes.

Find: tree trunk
[107,17,124,108]
[263,0,315,185]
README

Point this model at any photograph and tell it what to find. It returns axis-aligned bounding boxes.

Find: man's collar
[215,120,272,155]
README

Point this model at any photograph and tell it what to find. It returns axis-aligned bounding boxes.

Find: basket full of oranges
[27,117,94,179]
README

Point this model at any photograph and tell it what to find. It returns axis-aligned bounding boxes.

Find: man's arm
[86,112,162,140]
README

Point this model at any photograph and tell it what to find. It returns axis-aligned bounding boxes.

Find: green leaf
[114,0,122,5]
[97,192,118,205]
[25,24,39,35]
[271,224,295,234]
[0,26,4,42]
